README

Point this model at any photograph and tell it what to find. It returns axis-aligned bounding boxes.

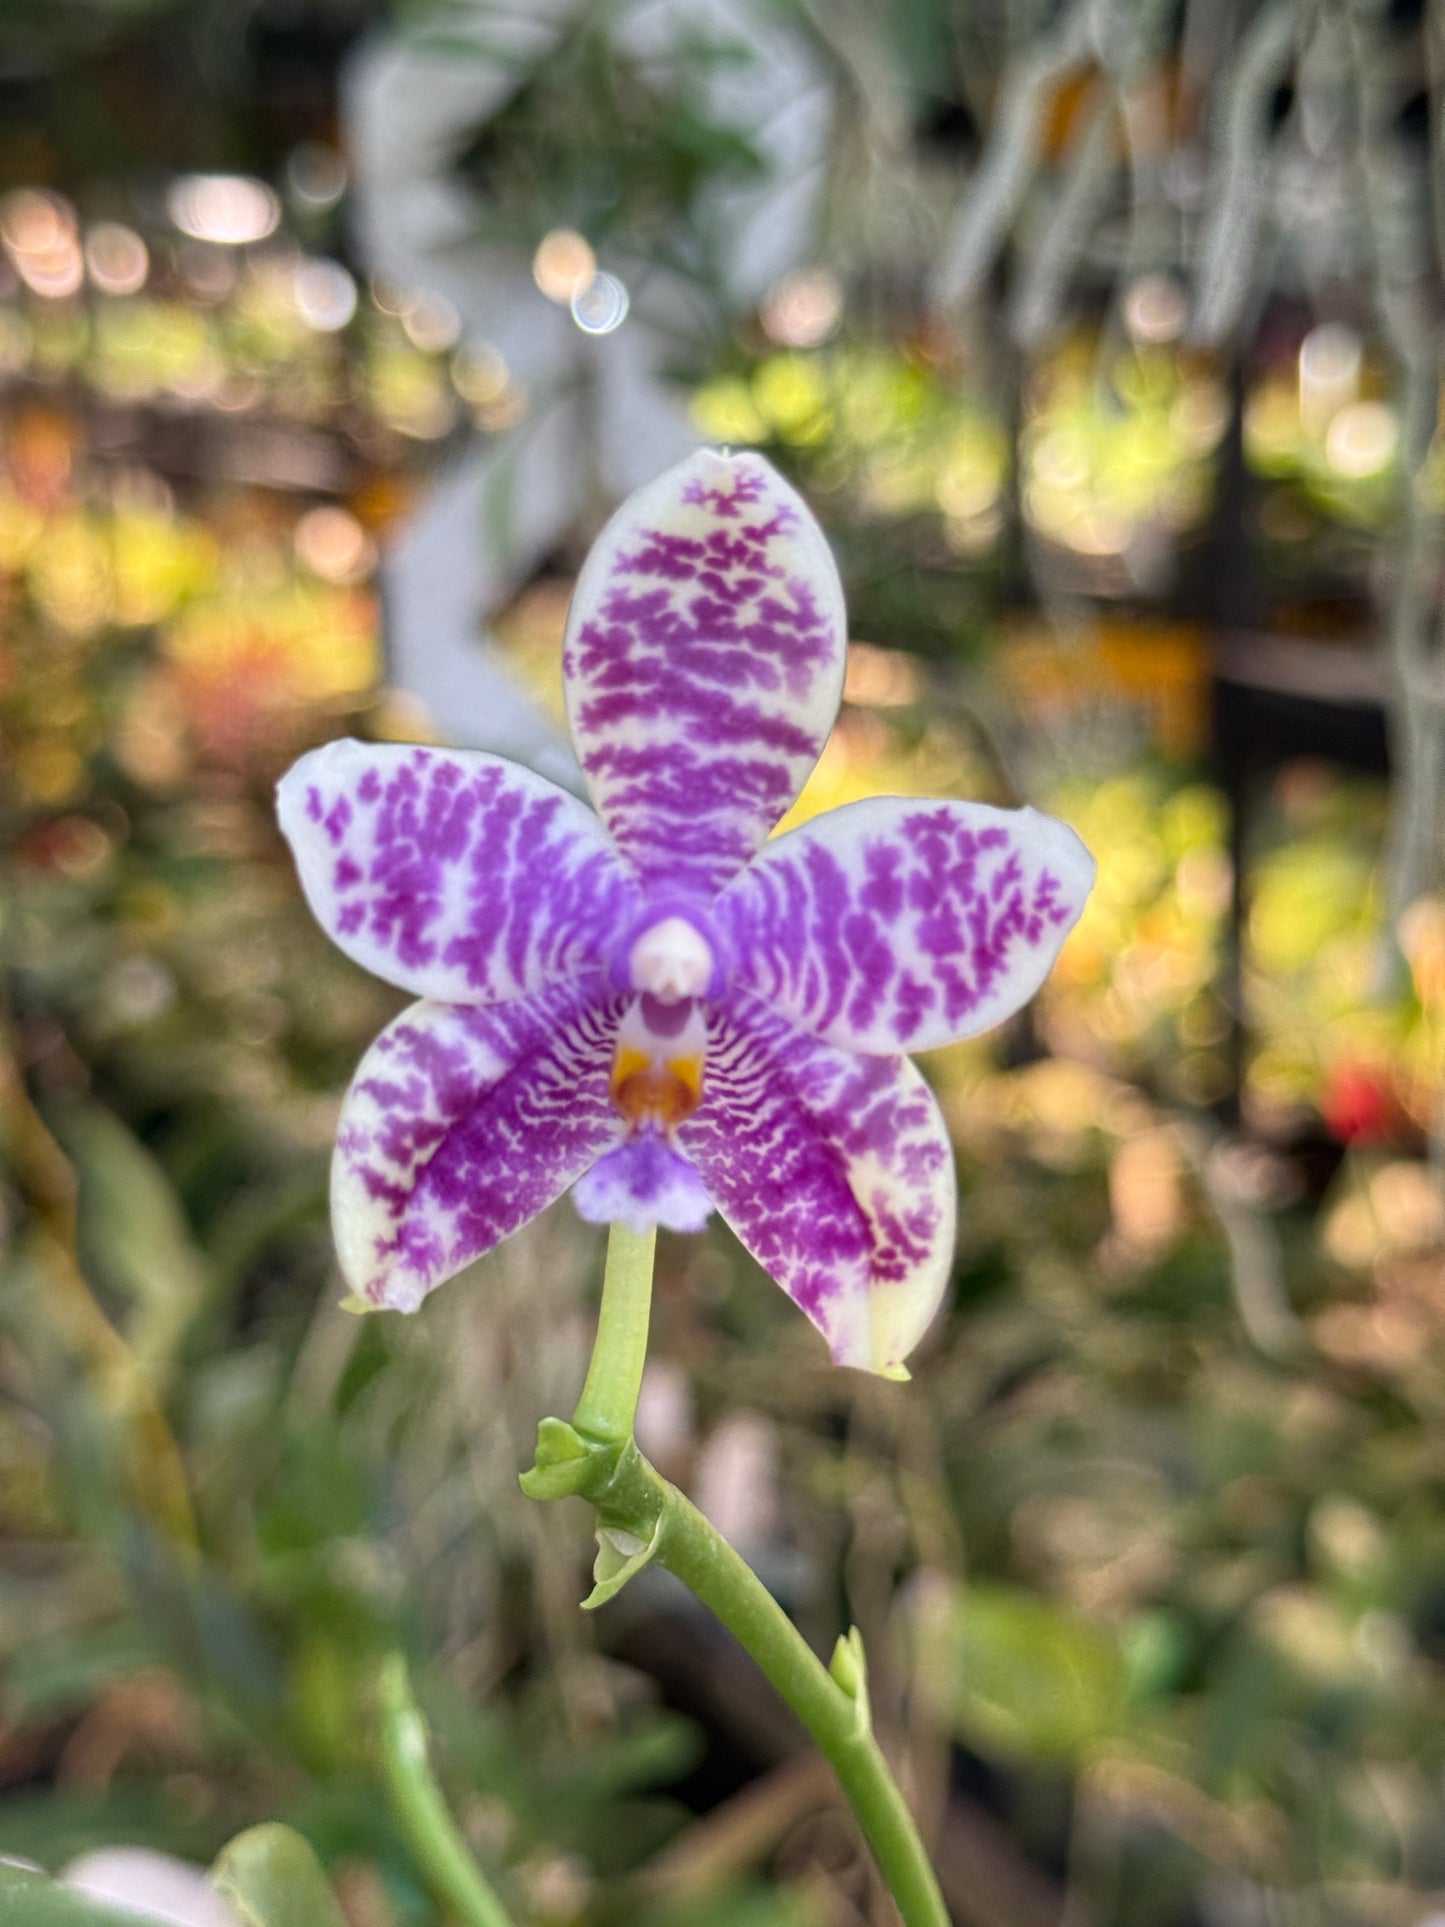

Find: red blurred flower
[1320,1061,1400,1146]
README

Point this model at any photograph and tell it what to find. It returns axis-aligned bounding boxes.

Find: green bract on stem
[521,1224,950,1927]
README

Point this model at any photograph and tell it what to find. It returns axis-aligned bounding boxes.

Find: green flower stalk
[521,1224,949,1926]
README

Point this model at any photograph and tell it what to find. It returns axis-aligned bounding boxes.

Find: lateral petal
[562,448,847,899]
[677,990,956,1374]
[278,739,637,1004]
[332,980,624,1308]
[717,797,1095,1054]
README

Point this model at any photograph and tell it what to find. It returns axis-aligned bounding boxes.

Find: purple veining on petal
[681,466,766,516]
[715,798,1095,1056]
[677,987,956,1373]
[332,979,625,1309]
[278,739,639,1006]
[562,448,847,899]
[572,1134,714,1235]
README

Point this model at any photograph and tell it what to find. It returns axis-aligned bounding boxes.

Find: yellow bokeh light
[1325,401,1397,479]
[690,377,767,444]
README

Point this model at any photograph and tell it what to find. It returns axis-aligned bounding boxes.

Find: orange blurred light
[2,188,74,257]
[294,506,374,584]
[532,229,595,304]
[761,270,842,348]
[1123,275,1185,345]
[401,291,461,353]
[85,223,149,295]
[3,189,83,298]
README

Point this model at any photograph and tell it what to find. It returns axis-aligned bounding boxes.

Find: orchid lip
[611,996,707,1134]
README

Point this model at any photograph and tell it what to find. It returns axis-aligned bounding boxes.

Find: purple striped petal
[278,739,637,1005]
[716,799,1095,1054]
[332,980,624,1308]
[677,990,956,1374]
[562,449,847,899]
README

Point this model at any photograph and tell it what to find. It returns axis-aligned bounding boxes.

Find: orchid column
[278,449,1094,1920]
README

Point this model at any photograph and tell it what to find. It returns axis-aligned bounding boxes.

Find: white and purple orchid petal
[562,448,847,900]
[716,798,1095,1055]
[278,739,638,1005]
[573,1136,714,1236]
[677,990,956,1375]
[332,980,624,1308]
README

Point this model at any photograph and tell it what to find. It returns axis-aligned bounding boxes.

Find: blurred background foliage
[1,0,1444,1923]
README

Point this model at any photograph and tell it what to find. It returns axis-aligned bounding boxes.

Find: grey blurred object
[693,1410,782,1563]
[343,0,832,765]
[926,0,1445,915]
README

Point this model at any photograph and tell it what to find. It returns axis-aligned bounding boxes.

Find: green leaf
[209,1824,347,1927]
[0,1783,220,1868]
[0,1862,160,1926]
[915,1582,1127,1765]
[51,1098,211,1383]
[3,1619,165,1724]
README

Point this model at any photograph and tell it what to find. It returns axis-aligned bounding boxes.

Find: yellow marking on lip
[666,1052,704,1103]
[611,1051,704,1130]
[610,1046,653,1099]
[610,998,707,1131]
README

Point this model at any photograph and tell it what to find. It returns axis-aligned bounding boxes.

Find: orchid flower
[277,450,1094,1375]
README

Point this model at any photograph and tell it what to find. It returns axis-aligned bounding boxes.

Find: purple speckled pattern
[715,797,1096,1054]
[562,448,846,898]
[277,739,637,1004]
[677,988,956,1373]
[277,448,1096,1369]
[332,981,624,1308]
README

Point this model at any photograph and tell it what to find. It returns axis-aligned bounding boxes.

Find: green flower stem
[522,1224,949,1927]
[571,1221,657,1444]
[657,1474,948,1926]
[378,1654,517,1927]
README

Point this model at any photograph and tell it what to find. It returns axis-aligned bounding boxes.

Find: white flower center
[628,916,714,1002]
